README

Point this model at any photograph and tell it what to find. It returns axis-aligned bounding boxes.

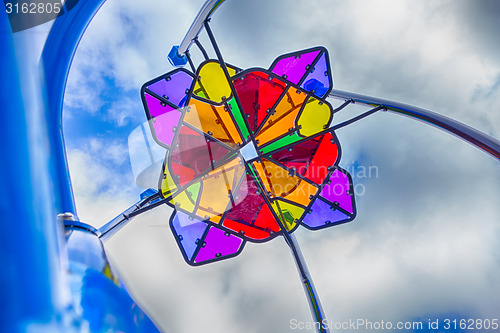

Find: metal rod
[178,0,226,56]
[287,233,330,333]
[329,89,500,160]
[194,38,210,60]
[98,192,160,241]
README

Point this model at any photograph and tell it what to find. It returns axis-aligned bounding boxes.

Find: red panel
[234,71,286,133]
[304,134,339,184]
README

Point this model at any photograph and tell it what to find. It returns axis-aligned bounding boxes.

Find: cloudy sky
[63,0,500,332]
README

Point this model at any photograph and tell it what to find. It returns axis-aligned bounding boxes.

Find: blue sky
[63,0,500,332]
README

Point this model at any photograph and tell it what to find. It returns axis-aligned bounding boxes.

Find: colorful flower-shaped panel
[141,48,356,266]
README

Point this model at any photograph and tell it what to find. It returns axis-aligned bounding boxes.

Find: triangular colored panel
[255,88,306,146]
[222,174,281,240]
[170,126,232,186]
[143,93,181,147]
[193,226,244,264]
[146,69,194,107]
[300,53,332,98]
[302,198,352,230]
[319,168,355,214]
[271,200,305,232]
[196,157,245,221]
[184,98,242,147]
[269,48,321,85]
[171,212,208,261]
[233,71,286,133]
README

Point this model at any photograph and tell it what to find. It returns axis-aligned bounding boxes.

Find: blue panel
[302,198,350,229]
[171,212,208,260]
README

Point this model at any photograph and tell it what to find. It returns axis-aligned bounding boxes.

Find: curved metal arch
[329,89,500,161]
[41,0,107,216]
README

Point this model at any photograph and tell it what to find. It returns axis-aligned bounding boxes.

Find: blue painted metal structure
[0,1,159,331]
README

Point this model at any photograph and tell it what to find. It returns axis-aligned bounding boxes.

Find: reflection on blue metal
[66,226,159,332]
[1,8,66,332]
[41,0,107,216]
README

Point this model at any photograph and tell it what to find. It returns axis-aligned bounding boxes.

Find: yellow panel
[161,162,178,198]
[271,200,304,231]
[196,157,245,221]
[297,97,332,137]
[193,62,236,104]
[171,190,195,213]
[256,88,306,145]
[184,98,241,146]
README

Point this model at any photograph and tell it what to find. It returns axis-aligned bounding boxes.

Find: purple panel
[152,109,181,146]
[271,50,320,85]
[320,170,354,213]
[172,212,208,260]
[147,71,193,107]
[194,226,243,263]
[145,92,175,118]
[300,53,331,97]
[303,199,350,228]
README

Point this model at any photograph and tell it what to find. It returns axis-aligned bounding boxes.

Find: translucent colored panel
[252,161,272,194]
[193,61,236,104]
[147,70,193,107]
[297,97,332,137]
[194,226,244,263]
[144,93,181,147]
[227,98,251,141]
[320,169,354,214]
[184,98,242,146]
[233,71,286,133]
[171,212,208,260]
[222,174,280,240]
[171,190,196,213]
[253,203,282,234]
[254,159,316,206]
[300,53,331,98]
[271,200,304,231]
[254,159,298,197]
[170,126,231,186]
[302,198,350,229]
[160,153,178,198]
[144,92,175,118]
[223,219,271,240]
[171,181,201,213]
[271,133,338,185]
[256,89,306,146]
[196,158,245,220]
[259,132,302,154]
[281,179,318,207]
[271,135,322,177]
[270,49,320,85]
[304,134,339,184]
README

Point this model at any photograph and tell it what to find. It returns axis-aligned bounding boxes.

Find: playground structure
[1,1,499,332]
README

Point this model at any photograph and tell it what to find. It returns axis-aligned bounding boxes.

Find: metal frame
[329,89,500,161]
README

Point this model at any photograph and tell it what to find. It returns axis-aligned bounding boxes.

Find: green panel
[228,98,251,141]
[259,132,302,154]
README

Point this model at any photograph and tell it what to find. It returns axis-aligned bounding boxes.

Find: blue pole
[41,0,108,217]
[0,10,67,332]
